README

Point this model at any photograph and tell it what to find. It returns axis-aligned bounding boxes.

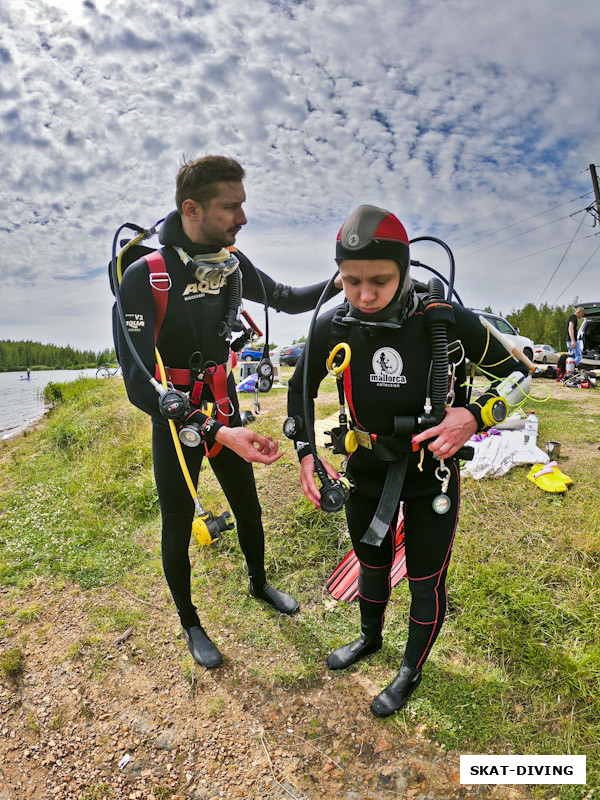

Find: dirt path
[4,373,593,799]
[1,581,539,800]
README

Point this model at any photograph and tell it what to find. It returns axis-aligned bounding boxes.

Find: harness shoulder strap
[144,250,171,343]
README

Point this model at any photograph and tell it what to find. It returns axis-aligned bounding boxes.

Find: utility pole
[589,163,600,225]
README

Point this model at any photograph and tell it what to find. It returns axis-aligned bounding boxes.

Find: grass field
[0,372,598,797]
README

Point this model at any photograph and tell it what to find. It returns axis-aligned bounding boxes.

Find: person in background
[566,306,584,365]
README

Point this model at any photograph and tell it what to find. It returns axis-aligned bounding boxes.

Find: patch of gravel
[0,586,540,800]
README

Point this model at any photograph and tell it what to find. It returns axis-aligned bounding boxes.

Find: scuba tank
[565,356,576,377]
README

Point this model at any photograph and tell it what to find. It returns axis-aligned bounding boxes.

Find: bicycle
[96,364,121,378]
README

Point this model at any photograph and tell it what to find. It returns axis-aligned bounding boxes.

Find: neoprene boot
[327,593,385,670]
[249,580,299,615]
[370,659,422,717]
[326,630,383,670]
[182,625,223,669]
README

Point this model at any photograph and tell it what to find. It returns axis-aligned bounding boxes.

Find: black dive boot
[182,624,223,669]
[370,659,422,717]
[327,594,384,670]
[326,630,383,670]
[249,580,299,615]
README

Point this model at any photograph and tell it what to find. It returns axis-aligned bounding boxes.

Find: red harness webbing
[145,251,171,343]
[343,368,361,429]
[146,250,230,458]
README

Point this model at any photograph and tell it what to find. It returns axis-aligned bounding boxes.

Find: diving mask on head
[174,246,239,283]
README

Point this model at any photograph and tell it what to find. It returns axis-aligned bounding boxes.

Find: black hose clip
[324,425,351,455]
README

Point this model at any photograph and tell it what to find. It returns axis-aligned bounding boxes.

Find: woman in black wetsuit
[287,204,526,716]
[118,156,338,669]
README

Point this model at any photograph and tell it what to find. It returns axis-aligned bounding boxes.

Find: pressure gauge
[432,493,452,515]
[283,415,303,439]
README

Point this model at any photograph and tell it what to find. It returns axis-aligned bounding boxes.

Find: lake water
[0,368,105,440]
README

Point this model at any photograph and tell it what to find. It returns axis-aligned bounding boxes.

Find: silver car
[470,310,534,362]
[533,344,559,364]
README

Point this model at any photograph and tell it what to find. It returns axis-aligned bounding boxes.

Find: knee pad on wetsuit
[358,561,391,604]
[407,572,447,623]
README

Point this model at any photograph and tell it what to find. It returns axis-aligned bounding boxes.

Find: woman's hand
[215,426,283,464]
[411,407,478,459]
[300,454,340,508]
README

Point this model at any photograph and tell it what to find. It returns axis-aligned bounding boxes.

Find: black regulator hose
[302,272,342,494]
[410,236,456,302]
[110,222,163,390]
[220,268,242,339]
[410,261,464,306]
[427,276,450,420]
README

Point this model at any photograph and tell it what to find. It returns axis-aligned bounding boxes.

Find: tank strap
[360,457,410,547]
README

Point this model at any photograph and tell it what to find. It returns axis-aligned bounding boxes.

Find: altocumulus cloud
[0,0,598,349]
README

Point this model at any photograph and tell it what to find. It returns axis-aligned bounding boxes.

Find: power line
[459,209,586,261]
[455,192,593,253]
[461,230,600,279]
[553,240,600,304]
[448,167,589,227]
[537,216,586,303]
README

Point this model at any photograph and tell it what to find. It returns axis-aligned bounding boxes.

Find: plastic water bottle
[523,411,539,447]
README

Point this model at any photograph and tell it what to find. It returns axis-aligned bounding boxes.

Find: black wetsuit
[118,211,336,629]
[288,296,526,670]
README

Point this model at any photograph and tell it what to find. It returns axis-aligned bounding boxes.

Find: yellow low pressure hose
[117,231,148,284]
[155,347,203,511]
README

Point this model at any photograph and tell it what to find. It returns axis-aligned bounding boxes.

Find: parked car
[239,344,263,361]
[279,342,305,366]
[269,345,285,363]
[469,310,534,362]
[533,344,559,364]
[577,301,600,368]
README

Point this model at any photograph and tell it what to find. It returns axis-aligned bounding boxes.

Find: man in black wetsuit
[118,156,338,669]
[287,204,528,716]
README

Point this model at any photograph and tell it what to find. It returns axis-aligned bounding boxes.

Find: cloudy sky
[1,0,599,353]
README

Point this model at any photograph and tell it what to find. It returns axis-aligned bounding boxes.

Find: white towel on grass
[461,430,549,480]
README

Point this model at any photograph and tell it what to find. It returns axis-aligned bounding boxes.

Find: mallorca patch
[370,347,406,387]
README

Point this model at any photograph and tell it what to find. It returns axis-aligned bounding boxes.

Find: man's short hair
[175,156,245,213]
[576,306,584,314]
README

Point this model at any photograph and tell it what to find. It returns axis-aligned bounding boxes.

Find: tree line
[0,340,117,372]
[504,302,574,351]
[0,302,577,373]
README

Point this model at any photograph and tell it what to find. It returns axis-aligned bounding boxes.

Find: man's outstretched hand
[215,426,283,464]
